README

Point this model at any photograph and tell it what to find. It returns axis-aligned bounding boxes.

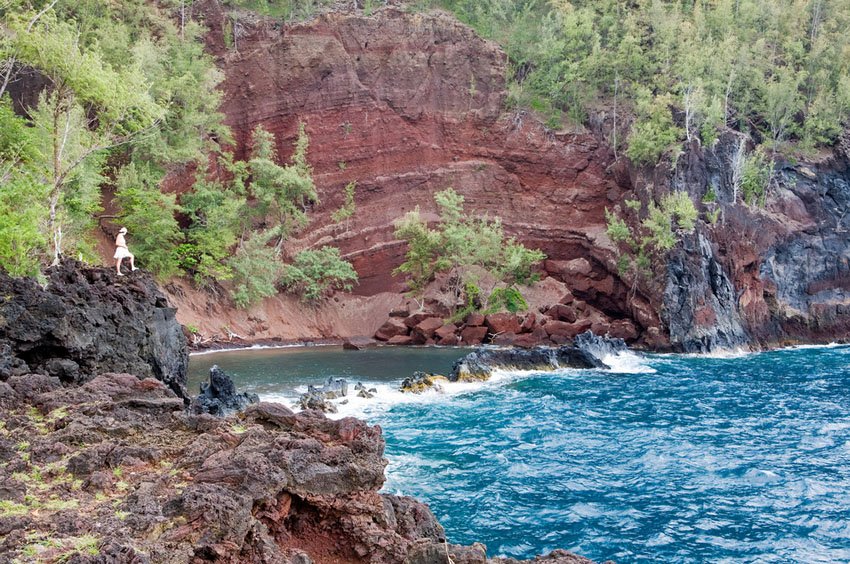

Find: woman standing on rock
[114,227,137,276]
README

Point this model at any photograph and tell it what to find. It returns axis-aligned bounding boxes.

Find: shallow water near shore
[189,345,850,563]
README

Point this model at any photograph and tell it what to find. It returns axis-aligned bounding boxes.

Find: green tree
[281,246,358,303]
[114,163,182,278]
[393,188,545,309]
[4,9,164,264]
[228,230,282,308]
[248,123,317,250]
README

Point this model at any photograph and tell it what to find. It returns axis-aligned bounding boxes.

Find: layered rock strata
[176,4,850,352]
[168,3,663,348]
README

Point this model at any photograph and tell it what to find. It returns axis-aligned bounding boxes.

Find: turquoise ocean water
[189,345,850,563]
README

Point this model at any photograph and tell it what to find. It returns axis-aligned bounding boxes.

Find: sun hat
[119,227,128,233]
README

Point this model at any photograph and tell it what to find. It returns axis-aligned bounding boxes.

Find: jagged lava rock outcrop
[177,3,662,347]
[450,331,627,381]
[0,371,593,563]
[191,364,259,416]
[0,259,188,397]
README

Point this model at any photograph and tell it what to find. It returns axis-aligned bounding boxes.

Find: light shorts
[114,247,132,259]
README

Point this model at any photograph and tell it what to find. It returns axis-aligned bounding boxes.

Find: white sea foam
[263,366,544,420]
[260,352,660,419]
[189,342,336,357]
[787,342,847,350]
[601,351,657,374]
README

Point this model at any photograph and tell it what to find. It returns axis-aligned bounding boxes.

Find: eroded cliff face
[651,131,850,350]
[170,3,849,351]
[169,3,663,347]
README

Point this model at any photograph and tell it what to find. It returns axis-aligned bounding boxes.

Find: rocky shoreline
[0,262,600,563]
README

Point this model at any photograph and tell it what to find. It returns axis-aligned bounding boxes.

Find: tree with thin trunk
[4,9,162,264]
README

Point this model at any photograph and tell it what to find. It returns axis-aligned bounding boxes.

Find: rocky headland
[0,264,597,563]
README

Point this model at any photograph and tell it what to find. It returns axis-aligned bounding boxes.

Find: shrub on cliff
[281,246,358,303]
[394,188,545,311]
[606,191,699,279]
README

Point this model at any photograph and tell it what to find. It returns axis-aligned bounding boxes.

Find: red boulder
[460,326,488,345]
[374,318,409,341]
[484,312,521,335]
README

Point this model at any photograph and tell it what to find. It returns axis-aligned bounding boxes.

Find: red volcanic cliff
[168,3,849,351]
[168,3,661,345]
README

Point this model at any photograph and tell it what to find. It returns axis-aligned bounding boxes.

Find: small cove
[189,345,850,563]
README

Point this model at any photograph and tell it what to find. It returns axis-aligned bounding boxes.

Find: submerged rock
[297,377,349,413]
[400,371,450,393]
[450,332,628,381]
[191,365,259,416]
[355,382,378,398]
[308,377,348,399]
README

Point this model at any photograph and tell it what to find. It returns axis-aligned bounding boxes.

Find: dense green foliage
[0,0,220,270]
[425,0,850,158]
[394,188,544,312]
[281,246,358,303]
[0,1,355,306]
[113,164,182,278]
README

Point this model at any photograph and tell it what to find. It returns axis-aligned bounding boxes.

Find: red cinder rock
[492,332,517,346]
[387,335,414,346]
[464,313,485,327]
[542,320,575,338]
[412,317,445,342]
[596,275,616,296]
[549,333,571,345]
[520,312,540,333]
[460,326,488,345]
[608,319,639,340]
[591,319,611,335]
[543,318,593,341]
[546,304,577,323]
[572,318,594,334]
[438,334,460,346]
[435,323,458,341]
[559,290,575,304]
[374,318,408,341]
[513,327,549,348]
[404,312,440,329]
[484,312,521,335]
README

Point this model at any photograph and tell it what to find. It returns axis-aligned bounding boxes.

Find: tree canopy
[0,1,355,307]
[427,0,850,156]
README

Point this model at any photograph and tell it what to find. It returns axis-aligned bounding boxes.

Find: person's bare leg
[130,254,137,271]
[116,258,124,276]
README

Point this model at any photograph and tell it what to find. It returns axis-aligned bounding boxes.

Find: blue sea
[189,344,850,563]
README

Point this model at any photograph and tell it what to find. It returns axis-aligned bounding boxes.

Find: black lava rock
[191,365,259,417]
